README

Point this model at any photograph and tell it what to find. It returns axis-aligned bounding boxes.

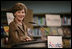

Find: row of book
[1,25,71,38]
[33,16,46,26]
[33,16,71,26]
[1,25,71,37]
[32,27,71,37]
[61,16,71,25]
[32,28,42,37]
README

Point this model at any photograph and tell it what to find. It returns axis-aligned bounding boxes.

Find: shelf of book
[32,13,71,48]
[32,13,71,36]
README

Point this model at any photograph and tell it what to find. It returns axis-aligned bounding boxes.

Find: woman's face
[14,9,26,21]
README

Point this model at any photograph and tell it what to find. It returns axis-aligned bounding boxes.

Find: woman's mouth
[19,16,24,18]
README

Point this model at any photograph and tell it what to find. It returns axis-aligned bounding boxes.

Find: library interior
[1,1,71,48]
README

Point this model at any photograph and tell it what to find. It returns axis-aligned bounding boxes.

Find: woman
[8,2,32,44]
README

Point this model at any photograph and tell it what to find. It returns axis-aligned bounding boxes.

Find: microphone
[28,22,37,24]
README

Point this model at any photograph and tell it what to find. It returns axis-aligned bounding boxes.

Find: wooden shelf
[63,36,71,39]
[61,24,71,26]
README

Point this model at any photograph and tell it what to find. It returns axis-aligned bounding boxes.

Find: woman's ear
[13,13,16,17]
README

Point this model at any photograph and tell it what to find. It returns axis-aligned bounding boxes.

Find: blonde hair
[12,2,27,14]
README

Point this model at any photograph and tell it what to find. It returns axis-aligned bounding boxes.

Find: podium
[12,40,47,48]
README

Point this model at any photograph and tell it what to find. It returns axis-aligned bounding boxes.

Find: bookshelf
[32,13,71,48]
[32,14,46,40]
[61,14,71,48]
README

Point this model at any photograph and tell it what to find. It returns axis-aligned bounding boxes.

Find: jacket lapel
[17,25,25,33]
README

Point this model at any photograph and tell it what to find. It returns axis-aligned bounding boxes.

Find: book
[40,17,43,26]
[40,27,47,40]
[6,12,14,25]
[64,16,67,24]
[32,28,39,36]
[57,28,63,36]
[42,17,45,26]
[36,16,46,26]
[49,27,58,35]
[63,39,71,48]
[62,16,65,25]
[45,14,61,26]
[3,26,9,36]
[44,27,50,36]
[38,17,41,26]
[33,16,38,26]
[68,18,71,25]
[61,16,71,25]
[39,28,42,36]
[32,28,36,36]
[61,18,63,25]
[62,27,71,37]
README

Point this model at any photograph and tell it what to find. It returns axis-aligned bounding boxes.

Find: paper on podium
[48,36,63,48]
[12,40,47,48]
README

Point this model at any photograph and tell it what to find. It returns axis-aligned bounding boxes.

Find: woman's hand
[25,36,32,41]
[20,36,32,42]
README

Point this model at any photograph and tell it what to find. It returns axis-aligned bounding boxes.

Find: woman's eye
[22,12,25,13]
[18,11,20,13]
